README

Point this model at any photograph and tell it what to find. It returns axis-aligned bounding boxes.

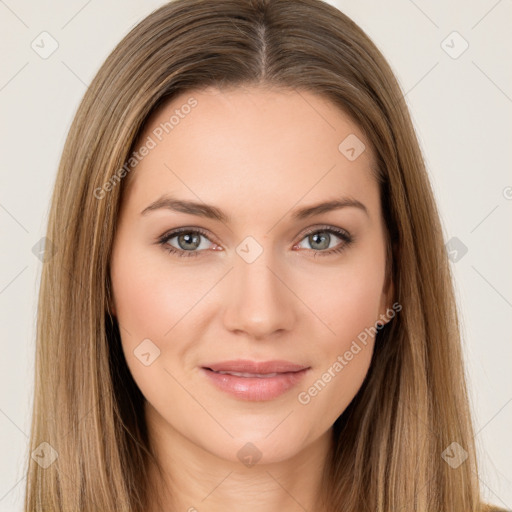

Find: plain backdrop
[0,0,511,510]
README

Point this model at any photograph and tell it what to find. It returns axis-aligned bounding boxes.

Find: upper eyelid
[300,225,350,238]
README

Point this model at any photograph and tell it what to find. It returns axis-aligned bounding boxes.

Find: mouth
[209,370,284,378]
[201,359,310,401]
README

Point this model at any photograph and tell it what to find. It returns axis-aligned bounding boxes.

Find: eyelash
[157,226,354,259]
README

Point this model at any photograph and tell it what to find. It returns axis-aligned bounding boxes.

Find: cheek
[110,245,219,390]
[110,245,211,340]
[110,247,195,409]
[309,269,380,382]
[296,269,382,425]
[306,249,386,349]
[296,241,385,415]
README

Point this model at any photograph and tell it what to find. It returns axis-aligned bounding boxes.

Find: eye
[158,228,217,258]
[294,226,353,257]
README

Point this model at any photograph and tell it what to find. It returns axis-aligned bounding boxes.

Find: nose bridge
[222,237,295,338]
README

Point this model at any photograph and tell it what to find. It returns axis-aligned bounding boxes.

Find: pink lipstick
[201,359,310,401]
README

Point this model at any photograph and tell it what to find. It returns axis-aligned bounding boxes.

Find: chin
[197,422,319,467]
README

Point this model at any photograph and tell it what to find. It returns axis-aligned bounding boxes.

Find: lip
[201,359,310,401]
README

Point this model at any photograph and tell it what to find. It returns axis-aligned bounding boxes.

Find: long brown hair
[25,0,500,510]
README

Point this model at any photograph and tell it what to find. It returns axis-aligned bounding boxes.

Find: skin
[109,85,394,512]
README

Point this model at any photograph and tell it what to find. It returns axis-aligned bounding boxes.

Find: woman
[24,0,507,510]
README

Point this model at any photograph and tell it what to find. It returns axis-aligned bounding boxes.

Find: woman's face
[110,85,393,465]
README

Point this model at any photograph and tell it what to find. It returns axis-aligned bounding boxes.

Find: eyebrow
[140,194,369,222]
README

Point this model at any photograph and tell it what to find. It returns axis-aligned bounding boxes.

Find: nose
[221,246,297,340]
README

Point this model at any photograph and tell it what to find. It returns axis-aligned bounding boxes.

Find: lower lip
[201,368,310,401]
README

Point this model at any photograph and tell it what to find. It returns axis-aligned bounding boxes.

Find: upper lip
[203,359,309,374]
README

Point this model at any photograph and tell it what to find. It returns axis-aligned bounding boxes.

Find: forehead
[122,86,379,219]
